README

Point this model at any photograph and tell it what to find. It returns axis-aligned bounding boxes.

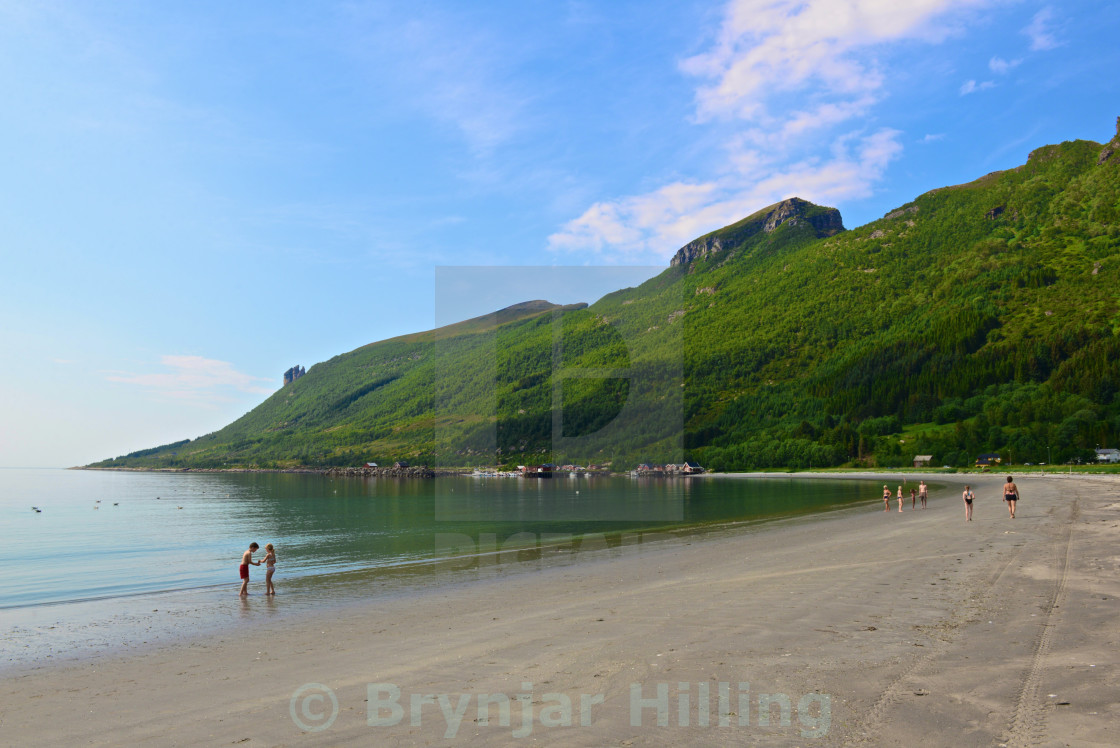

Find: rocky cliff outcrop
[670,197,843,267]
[1098,116,1120,165]
[283,365,306,385]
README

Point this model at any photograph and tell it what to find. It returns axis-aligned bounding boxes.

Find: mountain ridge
[91,119,1120,471]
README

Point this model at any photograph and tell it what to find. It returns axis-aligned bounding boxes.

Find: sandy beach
[2,473,1117,746]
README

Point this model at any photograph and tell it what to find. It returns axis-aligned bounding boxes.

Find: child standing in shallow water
[239,543,260,596]
[263,543,277,595]
[896,486,904,513]
[883,485,891,512]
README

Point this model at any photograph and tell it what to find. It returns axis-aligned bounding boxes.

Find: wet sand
[2,474,1117,746]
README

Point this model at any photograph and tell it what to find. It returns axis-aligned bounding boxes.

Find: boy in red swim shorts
[239,542,260,596]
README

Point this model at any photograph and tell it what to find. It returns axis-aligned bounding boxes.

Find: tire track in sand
[851,528,1033,745]
[999,496,1078,748]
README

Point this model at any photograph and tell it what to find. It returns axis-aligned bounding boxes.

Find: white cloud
[988,56,1022,74]
[728,96,881,154]
[548,182,719,260]
[1023,7,1060,51]
[680,0,988,125]
[549,0,994,263]
[107,355,274,404]
[920,133,945,143]
[959,79,995,95]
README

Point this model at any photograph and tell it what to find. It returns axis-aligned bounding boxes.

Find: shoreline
[4,475,1118,745]
[77,464,1120,479]
[76,465,466,477]
[713,469,1120,481]
[1,474,888,675]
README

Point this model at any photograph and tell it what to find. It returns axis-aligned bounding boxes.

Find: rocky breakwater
[324,465,464,478]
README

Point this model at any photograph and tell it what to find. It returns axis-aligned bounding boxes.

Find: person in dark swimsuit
[918,481,928,508]
[962,485,975,522]
[1003,476,1019,519]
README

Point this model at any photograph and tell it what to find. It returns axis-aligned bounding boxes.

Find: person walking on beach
[919,481,928,509]
[962,485,975,522]
[239,542,261,596]
[1003,476,1020,519]
[897,486,904,513]
[910,487,917,510]
[262,543,277,595]
[883,485,891,512]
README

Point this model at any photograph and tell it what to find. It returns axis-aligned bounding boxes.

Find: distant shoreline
[76,465,1120,480]
[77,465,466,477]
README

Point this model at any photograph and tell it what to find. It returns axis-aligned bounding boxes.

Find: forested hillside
[92,120,1120,470]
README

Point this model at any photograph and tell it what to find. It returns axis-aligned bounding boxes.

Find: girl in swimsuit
[910,487,917,510]
[962,485,974,522]
[883,485,891,512]
[1003,476,1019,519]
[263,543,277,595]
[896,486,904,513]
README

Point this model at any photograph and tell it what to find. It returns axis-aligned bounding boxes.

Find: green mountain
[92,119,1120,470]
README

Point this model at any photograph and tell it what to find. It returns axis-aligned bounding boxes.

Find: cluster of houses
[512,462,705,477]
[518,463,610,477]
[632,461,705,476]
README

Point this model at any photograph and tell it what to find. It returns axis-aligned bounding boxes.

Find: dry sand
[2,474,1118,746]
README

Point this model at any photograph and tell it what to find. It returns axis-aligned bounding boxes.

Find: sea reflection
[0,468,910,672]
[1,469,895,610]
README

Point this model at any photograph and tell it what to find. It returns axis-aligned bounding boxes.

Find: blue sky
[1,0,1117,467]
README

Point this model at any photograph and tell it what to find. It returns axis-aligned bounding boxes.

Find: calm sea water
[0,468,893,670]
